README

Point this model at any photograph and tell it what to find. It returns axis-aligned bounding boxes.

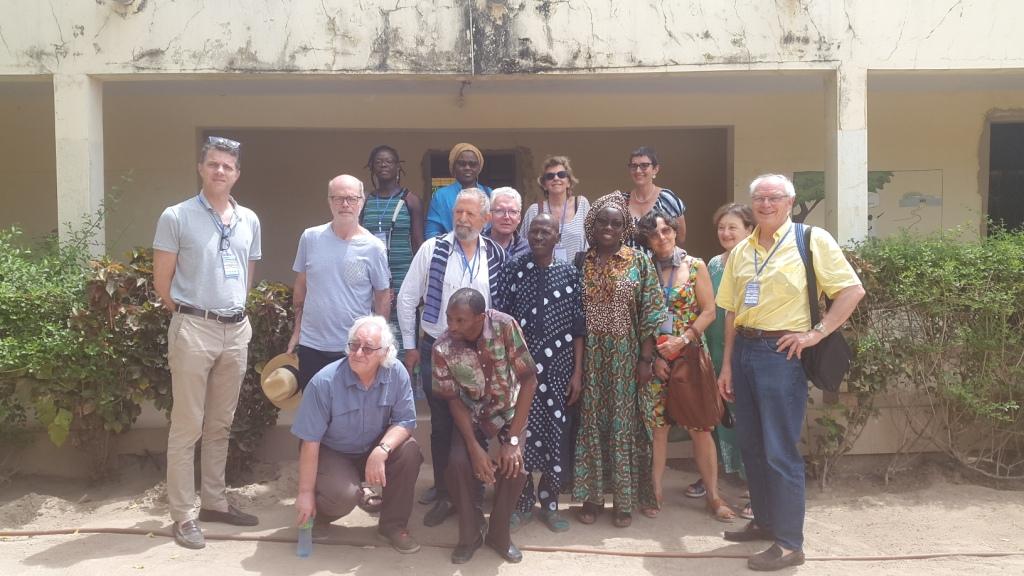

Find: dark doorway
[425,149,518,193]
[989,123,1024,231]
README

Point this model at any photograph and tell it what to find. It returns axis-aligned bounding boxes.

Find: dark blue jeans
[419,333,453,500]
[731,334,808,551]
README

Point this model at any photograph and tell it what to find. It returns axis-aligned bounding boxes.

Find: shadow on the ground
[19,519,168,568]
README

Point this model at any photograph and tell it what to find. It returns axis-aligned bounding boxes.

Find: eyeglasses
[627,162,654,171]
[492,209,520,218]
[329,195,363,205]
[594,216,625,229]
[206,136,240,151]
[542,170,569,181]
[751,195,790,205]
[348,342,383,354]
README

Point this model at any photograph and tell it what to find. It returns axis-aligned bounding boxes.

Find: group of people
[154,137,863,571]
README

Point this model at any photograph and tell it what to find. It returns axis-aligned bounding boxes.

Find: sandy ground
[1,460,1022,576]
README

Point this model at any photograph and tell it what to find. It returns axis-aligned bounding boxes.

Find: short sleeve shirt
[431,309,536,437]
[290,358,417,454]
[152,192,261,315]
[292,224,390,352]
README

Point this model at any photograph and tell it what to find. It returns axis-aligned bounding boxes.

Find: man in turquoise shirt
[425,142,492,238]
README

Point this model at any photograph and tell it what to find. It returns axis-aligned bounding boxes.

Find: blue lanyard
[656,259,678,301]
[373,191,399,231]
[196,194,236,249]
[753,225,792,278]
[455,238,481,282]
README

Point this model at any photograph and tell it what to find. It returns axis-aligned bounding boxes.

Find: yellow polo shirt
[716,219,861,332]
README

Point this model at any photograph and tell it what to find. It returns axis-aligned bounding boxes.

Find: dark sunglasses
[207,136,241,151]
[542,170,569,181]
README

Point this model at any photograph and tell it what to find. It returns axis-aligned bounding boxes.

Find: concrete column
[825,65,868,244]
[54,74,105,255]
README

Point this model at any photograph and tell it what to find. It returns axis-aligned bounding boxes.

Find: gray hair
[748,174,796,198]
[490,187,522,210]
[347,315,398,367]
[455,187,490,216]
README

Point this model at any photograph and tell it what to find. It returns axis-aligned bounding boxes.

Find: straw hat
[260,353,301,411]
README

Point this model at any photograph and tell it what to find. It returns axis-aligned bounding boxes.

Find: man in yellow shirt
[716,174,864,571]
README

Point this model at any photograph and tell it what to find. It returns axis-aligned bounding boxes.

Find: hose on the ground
[1,527,1022,562]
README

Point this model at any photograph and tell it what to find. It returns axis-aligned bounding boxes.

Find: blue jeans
[731,334,808,551]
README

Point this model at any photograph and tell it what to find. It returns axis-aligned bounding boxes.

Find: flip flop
[640,507,660,518]
[684,479,707,499]
[613,510,633,528]
[706,497,737,523]
[357,486,383,514]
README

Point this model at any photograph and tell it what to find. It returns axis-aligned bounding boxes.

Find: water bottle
[297,518,313,558]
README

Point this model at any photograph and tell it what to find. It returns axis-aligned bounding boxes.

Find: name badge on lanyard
[554,247,568,262]
[746,225,792,308]
[373,230,389,247]
[743,281,760,306]
[222,251,241,279]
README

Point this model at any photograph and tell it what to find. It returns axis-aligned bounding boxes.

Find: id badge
[743,281,760,306]
[221,251,241,279]
[554,247,568,262]
[660,312,675,334]
[373,231,388,246]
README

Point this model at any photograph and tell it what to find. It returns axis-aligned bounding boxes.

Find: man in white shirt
[396,188,506,526]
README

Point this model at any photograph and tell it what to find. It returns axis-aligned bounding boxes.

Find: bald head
[329,174,364,198]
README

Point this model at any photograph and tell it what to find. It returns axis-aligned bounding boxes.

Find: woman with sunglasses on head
[620,146,687,250]
[522,155,591,261]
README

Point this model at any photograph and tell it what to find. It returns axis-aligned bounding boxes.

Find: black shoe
[418,485,438,505]
[485,538,523,563]
[423,498,455,527]
[723,520,774,542]
[747,543,806,571]
[451,532,484,564]
[172,519,205,549]
[198,504,259,527]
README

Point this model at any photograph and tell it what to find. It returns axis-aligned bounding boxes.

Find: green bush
[0,229,292,480]
[814,228,1024,483]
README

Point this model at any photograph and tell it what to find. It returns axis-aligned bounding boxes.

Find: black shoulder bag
[794,224,852,393]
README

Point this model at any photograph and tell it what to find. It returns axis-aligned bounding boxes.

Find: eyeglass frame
[627,162,654,172]
[347,341,384,354]
[491,208,521,218]
[750,194,792,205]
[329,194,364,206]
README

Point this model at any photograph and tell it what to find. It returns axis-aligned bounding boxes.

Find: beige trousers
[166,313,252,522]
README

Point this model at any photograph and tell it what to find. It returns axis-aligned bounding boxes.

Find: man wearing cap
[153,136,261,549]
[432,288,538,564]
[291,315,423,553]
[286,174,391,389]
[424,143,492,239]
[397,187,507,526]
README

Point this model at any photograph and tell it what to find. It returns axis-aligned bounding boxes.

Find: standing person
[692,202,756,518]
[620,146,687,250]
[717,174,864,571]
[397,188,507,526]
[286,175,391,389]
[573,193,665,529]
[499,214,586,533]
[637,210,735,522]
[425,143,492,238]
[432,288,539,564]
[484,187,530,262]
[291,316,423,553]
[522,155,591,260]
[153,136,261,549]
[361,145,424,363]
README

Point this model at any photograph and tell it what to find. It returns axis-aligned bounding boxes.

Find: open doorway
[988,123,1024,231]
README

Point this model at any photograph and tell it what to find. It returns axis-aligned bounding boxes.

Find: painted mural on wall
[793,170,944,237]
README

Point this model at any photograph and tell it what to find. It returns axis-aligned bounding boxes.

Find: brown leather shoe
[747,543,805,571]
[723,520,774,542]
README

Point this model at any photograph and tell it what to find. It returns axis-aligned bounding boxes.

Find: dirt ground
[1,459,1022,576]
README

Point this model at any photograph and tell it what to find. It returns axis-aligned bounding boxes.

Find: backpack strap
[794,223,823,327]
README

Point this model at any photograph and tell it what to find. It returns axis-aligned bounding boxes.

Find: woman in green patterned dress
[362,145,424,361]
[639,209,735,522]
[573,193,665,529]
[701,202,755,518]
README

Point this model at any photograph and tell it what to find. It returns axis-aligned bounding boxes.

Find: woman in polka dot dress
[498,213,586,532]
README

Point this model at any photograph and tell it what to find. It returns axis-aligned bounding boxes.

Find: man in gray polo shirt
[153,136,261,549]
[286,174,391,389]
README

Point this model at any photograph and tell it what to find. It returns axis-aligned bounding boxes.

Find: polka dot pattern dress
[498,255,586,512]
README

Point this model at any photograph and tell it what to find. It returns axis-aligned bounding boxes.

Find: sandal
[357,486,383,514]
[739,502,754,520]
[539,509,571,533]
[706,497,737,523]
[684,479,707,499]
[613,510,633,528]
[640,506,660,518]
[576,502,601,525]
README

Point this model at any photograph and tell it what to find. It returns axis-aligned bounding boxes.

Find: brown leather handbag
[666,341,724,429]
